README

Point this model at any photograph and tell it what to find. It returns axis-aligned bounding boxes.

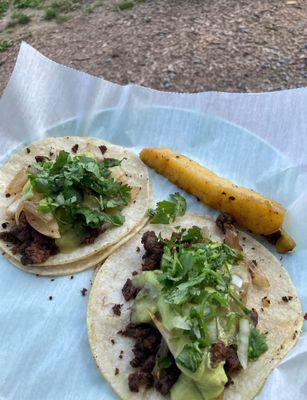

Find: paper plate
[0,106,302,400]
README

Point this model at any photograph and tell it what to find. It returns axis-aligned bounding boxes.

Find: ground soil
[0,0,306,96]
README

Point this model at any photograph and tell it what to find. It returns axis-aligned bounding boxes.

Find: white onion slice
[237,318,250,369]
[231,274,243,289]
[16,201,61,239]
[249,265,270,289]
[207,319,217,342]
[6,168,28,195]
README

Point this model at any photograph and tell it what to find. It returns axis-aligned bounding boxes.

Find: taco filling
[0,147,133,265]
[119,227,268,399]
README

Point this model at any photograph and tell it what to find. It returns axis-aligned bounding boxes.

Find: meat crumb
[250,309,258,326]
[81,288,87,296]
[136,247,140,252]
[112,303,122,316]
[122,278,140,301]
[99,145,107,155]
[5,193,10,198]
[111,339,115,345]
[282,296,293,302]
[26,148,31,154]
[132,271,138,276]
[115,368,119,376]
[1,222,7,229]
[252,259,257,266]
[35,155,50,163]
[304,313,307,320]
[71,144,79,153]
[49,296,53,300]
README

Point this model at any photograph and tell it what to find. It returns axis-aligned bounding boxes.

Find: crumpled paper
[0,42,306,400]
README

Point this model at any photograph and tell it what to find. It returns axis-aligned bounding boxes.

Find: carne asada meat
[122,279,140,301]
[120,323,180,395]
[216,212,236,233]
[0,213,58,265]
[141,231,164,271]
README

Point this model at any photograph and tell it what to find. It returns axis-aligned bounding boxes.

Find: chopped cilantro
[149,192,186,224]
[28,150,131,231]
[248,327,268,360]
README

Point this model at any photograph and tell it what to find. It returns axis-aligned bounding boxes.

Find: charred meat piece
[216,212,235,234]
[35,155,50,163]
[141,231,164,271]
[121,323,180,395]
[250,308,259,326]
[210,342,226,367]
[81,227,104,245]
[0,213,59,265]
[224,345,241,375]
[122,279,140,301]
[128,371,154,392]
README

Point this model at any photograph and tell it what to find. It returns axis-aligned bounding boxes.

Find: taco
[0,136,152,275]
[87,214,302,400]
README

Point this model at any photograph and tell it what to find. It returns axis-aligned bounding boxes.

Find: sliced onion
[6,168,28,195]
[237,318,250,369]
[231,274,243,289]
[207,319,217,342]
[16,201,61,239]
[224,226,242,251]
[249,265,270,289]
[7,196,22,218]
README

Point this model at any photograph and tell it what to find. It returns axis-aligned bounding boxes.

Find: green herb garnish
[29,150,131,230]
[148,192,186,224]
[248,327,268,360]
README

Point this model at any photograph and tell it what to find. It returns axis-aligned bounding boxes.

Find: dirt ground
[0,0,306,96]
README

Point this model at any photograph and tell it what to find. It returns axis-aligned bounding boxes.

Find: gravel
[0,0,306,96]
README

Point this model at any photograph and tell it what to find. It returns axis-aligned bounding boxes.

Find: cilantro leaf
[149,193,186,224]
[181,226,202,242]
[176,343,203,372]
[28,150,131,231]
[248,328,268,360]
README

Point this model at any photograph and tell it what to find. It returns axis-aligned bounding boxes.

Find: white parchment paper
[0,42,306,400]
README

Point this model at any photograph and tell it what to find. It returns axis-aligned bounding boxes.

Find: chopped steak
[71,144,79,153]
[210,342,226,366]
[154,356,180,396]
[122,279,140,301]
[35,155,50,163]
[128,371,154,392]
[99,145,107,155]
[141,231,164,271]
[216,212,236,233]
[112,303,122,316]
[224,345,241,374]
[121,323,180,395]
[0,213,58,265]
[250,308,259,326]
[81,227,104,245]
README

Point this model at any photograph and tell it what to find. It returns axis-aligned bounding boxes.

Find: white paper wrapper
[0,42,306,400]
